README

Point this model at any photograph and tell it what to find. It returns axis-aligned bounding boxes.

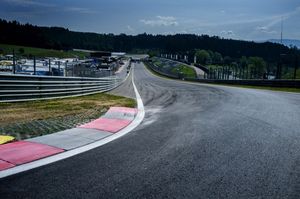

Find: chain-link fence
[0,54,123,78]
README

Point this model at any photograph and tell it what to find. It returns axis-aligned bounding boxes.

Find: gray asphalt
[110,70,135,99]
[1,62,300,198]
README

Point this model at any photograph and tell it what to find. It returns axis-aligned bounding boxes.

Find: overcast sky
[0,0,299,41]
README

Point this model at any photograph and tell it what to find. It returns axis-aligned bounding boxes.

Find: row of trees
[194,49,267,78]
[1,18,298,79]
[0,18,293,64]
[195,49,223,65]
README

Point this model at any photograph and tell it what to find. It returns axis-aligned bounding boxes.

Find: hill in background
[268,39,300,49]
[0,18,295,64]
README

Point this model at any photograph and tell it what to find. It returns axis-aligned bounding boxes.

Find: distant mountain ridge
[268,39,300,49]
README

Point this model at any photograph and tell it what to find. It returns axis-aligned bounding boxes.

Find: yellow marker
[0,135,15,145]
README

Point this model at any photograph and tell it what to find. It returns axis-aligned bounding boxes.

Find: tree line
[1,18,299,79]
[194,49,267,78]
[0,18,298,66]
[195,46,300,79]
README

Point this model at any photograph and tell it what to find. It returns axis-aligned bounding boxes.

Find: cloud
[252,6,300,35]
[256,26,268,31]
[126,25,134,32]
[256,26,277,34]
[64,7,95,14]
[3,0,95,15]
[220,30,234,36]
[140,16,178,27]
[185,5,300,34]
[179,30,188,34]
[257,26,276,34]
[256,6,300,30]
[282,6,300,19]
[4,0,55,7]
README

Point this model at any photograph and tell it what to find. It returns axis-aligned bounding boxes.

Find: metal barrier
[145,61,180,79]
[0,73,125,102]
[145,61,300,88]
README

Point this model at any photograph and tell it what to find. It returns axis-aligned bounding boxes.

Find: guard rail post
[12,49,16,74]
[33,56,36,75]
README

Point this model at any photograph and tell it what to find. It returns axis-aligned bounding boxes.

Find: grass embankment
[0,93,136,139]
[0,43,88,59]
[171,64,197,78]
[153,60,163,67]
[151,57,197,78]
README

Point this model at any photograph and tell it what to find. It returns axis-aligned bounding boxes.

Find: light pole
[12,49,16,74]
[277,54,286,79]
[33,56,36,75]
[293,54,299,79]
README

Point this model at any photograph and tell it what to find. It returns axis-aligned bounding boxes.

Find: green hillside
[0,43,88,59]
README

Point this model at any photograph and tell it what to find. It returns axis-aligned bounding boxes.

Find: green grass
[153,61,163,67]
[0,93,136,126]
[0,43,89,59]
[171,64,197,78]
[151,58,164,68]
[0,93,136,139]
[151,57,197,78]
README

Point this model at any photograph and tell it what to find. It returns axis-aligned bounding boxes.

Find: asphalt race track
[1,63,300,198]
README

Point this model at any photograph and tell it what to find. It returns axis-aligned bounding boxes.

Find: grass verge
[0,93,136,139]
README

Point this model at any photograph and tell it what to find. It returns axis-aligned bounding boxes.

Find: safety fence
[0,73,125,102]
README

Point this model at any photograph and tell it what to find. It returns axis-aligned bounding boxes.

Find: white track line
[0,64,145,178]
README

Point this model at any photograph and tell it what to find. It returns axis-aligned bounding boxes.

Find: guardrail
[145,61,179,79]
[0,73,125,102]
[194,63,209,74]
[145,61,300,88]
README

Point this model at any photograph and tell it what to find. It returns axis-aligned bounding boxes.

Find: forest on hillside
[0,19,296,62]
